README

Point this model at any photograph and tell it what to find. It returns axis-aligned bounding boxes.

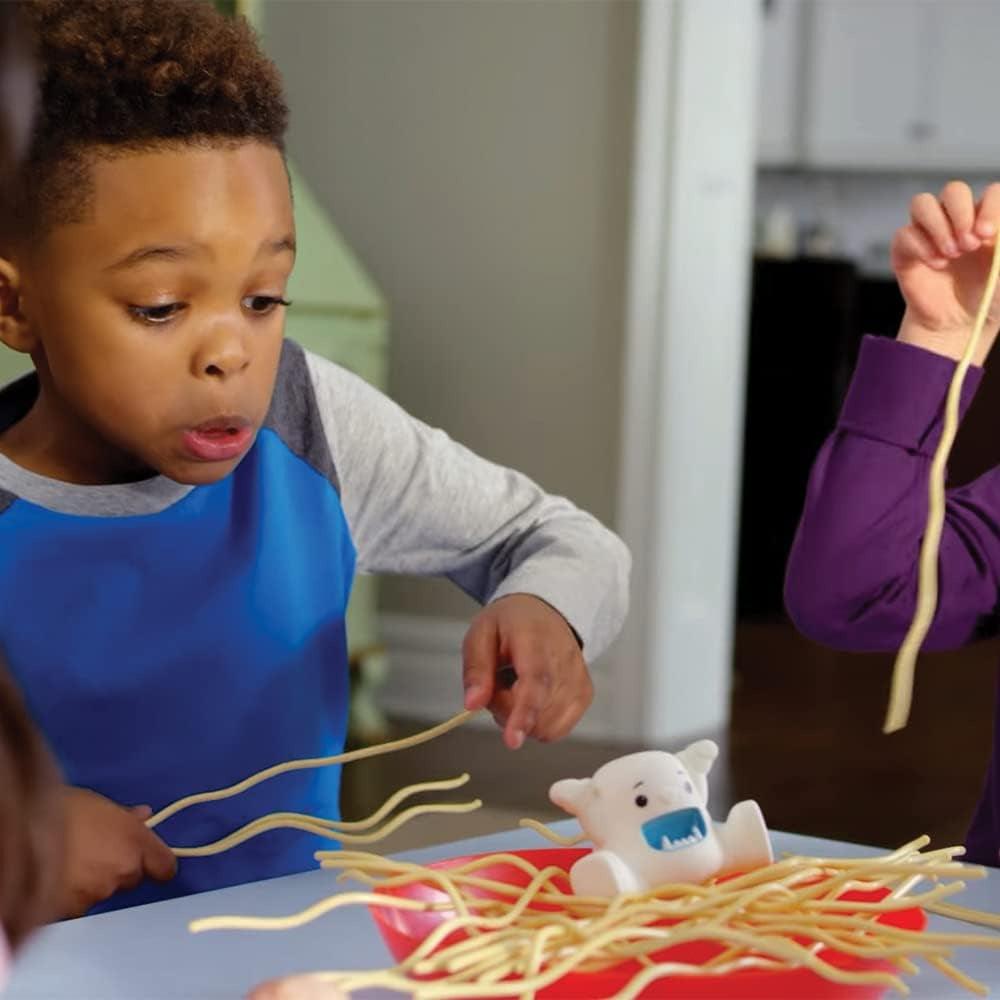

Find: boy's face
[5,140,295,485]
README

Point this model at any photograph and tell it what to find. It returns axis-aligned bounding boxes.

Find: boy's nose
[194,329,250,380]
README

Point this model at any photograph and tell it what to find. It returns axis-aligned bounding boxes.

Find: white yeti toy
[549,740,773,898]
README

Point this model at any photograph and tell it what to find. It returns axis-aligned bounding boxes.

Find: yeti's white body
[549,741,773,897]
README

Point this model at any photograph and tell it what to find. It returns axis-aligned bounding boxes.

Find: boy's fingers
[461,618,499,711]
[117,864,144,893]
[535,697,588,743]
[911,192,959,258]
[535,660,594,742]
[487,686,514,726]
[61,890,91,921]
[504,710,535,750]
[940,180,978,250]
[976,182,1000,239]
[130,804,153,820]
[140,828,178,882]
[503,660,554,749]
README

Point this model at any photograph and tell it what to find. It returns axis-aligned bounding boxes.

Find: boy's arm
[304,352,630,662]
[786,334,1000,651]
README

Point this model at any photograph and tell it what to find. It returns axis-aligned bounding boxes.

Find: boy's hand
[893,180,1000,366]
[0,662,64,949]
[462,594,593,749]
[59,786,176,918]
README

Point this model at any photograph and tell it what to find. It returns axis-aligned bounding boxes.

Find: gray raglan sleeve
[304,350,630,660]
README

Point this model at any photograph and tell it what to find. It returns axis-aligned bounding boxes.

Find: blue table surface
[6,822,999,999]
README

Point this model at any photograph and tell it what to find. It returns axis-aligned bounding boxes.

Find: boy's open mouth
[182,416,254,462]
[641,807,708,852]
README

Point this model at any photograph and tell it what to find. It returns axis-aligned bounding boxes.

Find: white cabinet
[757,0,805,165]
[925,2,1000,171]
[800,0,926,168]
[760,0,1000,172]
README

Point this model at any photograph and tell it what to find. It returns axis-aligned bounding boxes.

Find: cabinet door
[802,0,927,168]
[923,1,1000,172]
[757,0,805,165]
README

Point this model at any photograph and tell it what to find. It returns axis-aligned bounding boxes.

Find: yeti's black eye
[635,794,648,808]
[684,781,693,794]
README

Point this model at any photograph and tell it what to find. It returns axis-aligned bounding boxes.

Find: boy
[787,179,1000,867]
[0,0,630,917]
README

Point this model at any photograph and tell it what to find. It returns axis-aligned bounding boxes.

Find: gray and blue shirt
[0,339,630,911]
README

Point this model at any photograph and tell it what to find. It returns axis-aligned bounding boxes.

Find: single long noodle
[886,234,1000,732]
[516,818,586,846]
[148,709,475,829]
[172,798,482,858]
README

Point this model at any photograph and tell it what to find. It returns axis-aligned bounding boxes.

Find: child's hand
[0,663,64,950]
[462,594,593,749]
[248,975,346,1000]
[59,786,176,918]
[893,180,1000,366]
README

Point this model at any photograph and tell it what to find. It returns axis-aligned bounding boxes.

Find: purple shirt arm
[785,335,1000,652]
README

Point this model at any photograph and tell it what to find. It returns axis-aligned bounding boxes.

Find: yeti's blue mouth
[641,807,707,852]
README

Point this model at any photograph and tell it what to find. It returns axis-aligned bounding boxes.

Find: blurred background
[237,0,998,856]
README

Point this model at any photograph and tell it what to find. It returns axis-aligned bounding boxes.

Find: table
[6,823,999,999]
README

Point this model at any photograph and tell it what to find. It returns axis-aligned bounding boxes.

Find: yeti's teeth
[659,831,704,851]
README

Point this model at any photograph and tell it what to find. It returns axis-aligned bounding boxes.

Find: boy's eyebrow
[264,235,296,257]
[104,234,296,272]
[105,244,189,271]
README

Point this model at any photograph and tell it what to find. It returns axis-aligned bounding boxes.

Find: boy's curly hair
[12,0,289,239]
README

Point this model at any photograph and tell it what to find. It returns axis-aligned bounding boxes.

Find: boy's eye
[128,303,183,325]
[243,295,292,315]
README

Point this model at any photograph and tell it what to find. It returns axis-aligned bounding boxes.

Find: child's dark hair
[13,0,289,239]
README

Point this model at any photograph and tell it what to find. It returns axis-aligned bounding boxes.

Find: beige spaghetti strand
[148,710,476,830]
[885,235,1000,732]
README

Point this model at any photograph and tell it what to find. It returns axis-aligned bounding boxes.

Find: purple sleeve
[785,335,1000,652]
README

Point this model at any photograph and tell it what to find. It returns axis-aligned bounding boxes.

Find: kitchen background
[259,0,1000,859]
[743,0,1000,620]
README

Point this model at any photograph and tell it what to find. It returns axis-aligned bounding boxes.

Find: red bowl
[368,847,926,999]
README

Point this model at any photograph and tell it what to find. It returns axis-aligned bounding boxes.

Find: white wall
[264,0,637,623]
[613,0,760,744]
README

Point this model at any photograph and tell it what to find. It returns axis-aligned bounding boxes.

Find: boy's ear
[0,256,34,354]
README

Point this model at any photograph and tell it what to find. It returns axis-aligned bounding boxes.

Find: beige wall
[265,0,636,619]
